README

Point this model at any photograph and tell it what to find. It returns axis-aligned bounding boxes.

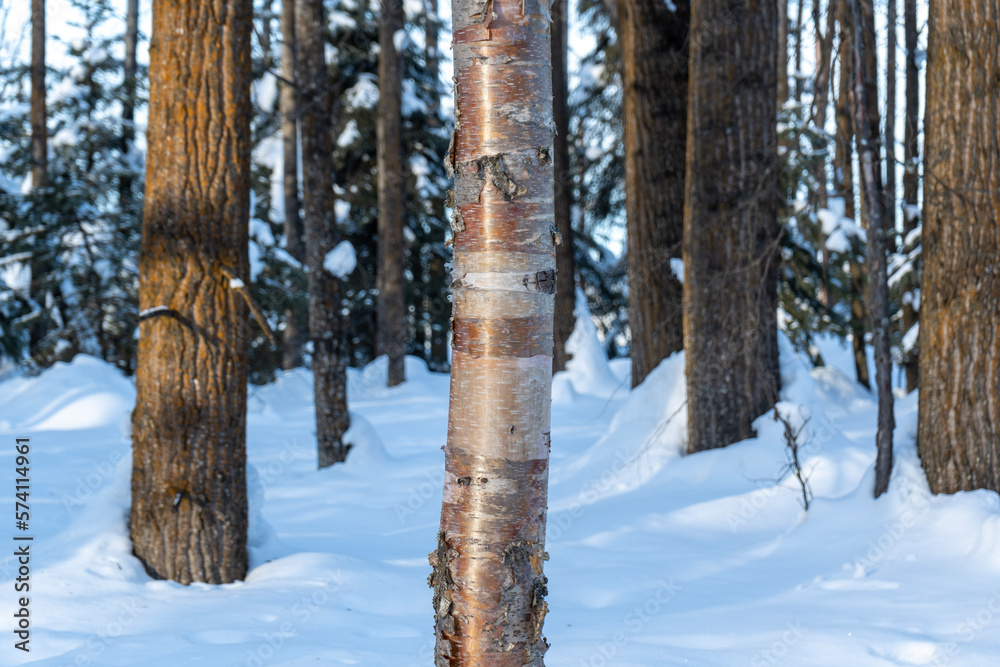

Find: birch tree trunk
[621,0,688,388]
[297,0,351,467]
[30,0,46,190]
[917,0,1000,493]
[377,0,407,387]
[683,0,780,453]
[130,0,253,585]
[429,0,555,661]
[551,0,576,373]
[900,0,920,392]
[280,0,306,370]
[119,0,139,210]
[848,0,894,497]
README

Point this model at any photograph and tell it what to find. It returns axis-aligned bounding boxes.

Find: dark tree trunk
[811,0,836,305]
[793,0,804,103]
[429,0,555,661]
[858,0,891,251]
[130,0,253,585]
[377,0,407,387]
[777,0,788,105]
[425,0,441,121]
[119,0,139,210]
[684,0,780,453]
[901,0,920,392]
[885,0,897,243]
[835,0,870,390]
[259,0,273,66]
[621,0,688,388]
[280,0,305,370]
[848,0,894,498]
[30,0,46,189]
[297,0,351,467]
[551,0,576,373]
[918,0,1000,494]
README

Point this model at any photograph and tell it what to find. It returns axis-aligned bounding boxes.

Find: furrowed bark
[550,0,576,373]
[621,0,688,388]
[683,0,780,453]
[900,0,919,392]
[430,0,555,662]
[377,0,407,387]
[297,0,351,467]
[30,0,46,189]
[119,0,138,210]
[917,0,1000,493]
[848,0,894,498]
[834,0,870,390]
[130,0,252,585]
[280,0,305,371]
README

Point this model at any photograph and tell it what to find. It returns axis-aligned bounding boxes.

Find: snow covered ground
[1,324,999,666]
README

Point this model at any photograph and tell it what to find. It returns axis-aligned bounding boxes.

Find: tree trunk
[885,0,897,246]
[551,0,576,374]
[835,0,870,390]
[259,0,273,67]
[429,0,555,661]
[30,0,46,189]
[621,0,688,388]
[778,0,788,105]
[280,0,305,370]
[425,0,441,121]
[130,0,253,585]
[901,0,919,392]
[119,0,139,210]
[811,0,836,305]
[683,0,780,453]
[793,0,804,103]
[858,0,891,251]
[917,0,1000,494]
[848,0,894,498]
[297,0,351,467]
[377,0,407,387]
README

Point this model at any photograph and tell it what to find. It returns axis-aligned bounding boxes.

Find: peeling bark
[130,0,252,585]
[431,0,555,661]
[917,0,1000,494]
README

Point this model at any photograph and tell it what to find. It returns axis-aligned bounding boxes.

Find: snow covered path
[1,337,999,666]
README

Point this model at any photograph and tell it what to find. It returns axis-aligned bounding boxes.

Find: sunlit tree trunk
[280,0,305,370]
[377,0,407,387]
[297,0,351,467]
[429,0,555,661]
[119,0,139,210]
[847,0,894,497]
[130,0,253,585]
[621,0,688,387]
[684,0,780,453]
[900,0,920,392]
[30,0,46,189]
[551,0,576,373]
[918,0,1000,493]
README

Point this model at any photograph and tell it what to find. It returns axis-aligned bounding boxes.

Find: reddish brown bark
[297,0,351,467]
[377,0,407,387]
[621,0,688,388]
[918,0,1000,493]
[130,0,253,585]
[683,0,780,453]
[30,0,46,189]
[551,0,576,373]
[429,0,555,662]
